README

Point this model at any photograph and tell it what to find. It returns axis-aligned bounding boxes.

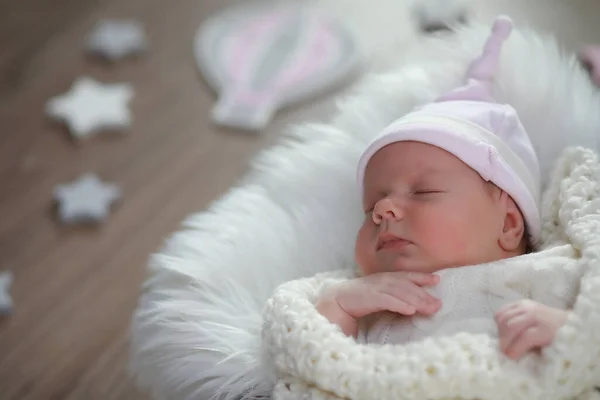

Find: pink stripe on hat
[356,16,541,246]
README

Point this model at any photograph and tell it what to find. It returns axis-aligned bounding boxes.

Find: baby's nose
[373,198,402,223]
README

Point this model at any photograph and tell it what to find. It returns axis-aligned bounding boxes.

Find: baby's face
[356,141,513,275]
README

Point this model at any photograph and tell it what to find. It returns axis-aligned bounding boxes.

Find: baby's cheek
[425,221,472,263]
[355,225,375,274]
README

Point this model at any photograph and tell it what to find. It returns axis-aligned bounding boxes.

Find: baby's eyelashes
[363,187,446,214]
[413,189,445,196]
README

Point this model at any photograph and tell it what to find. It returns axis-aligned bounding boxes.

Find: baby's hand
[315,271,442,338]
[495,299,569,360]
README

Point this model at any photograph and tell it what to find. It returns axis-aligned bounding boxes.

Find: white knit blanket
[261,147,600,400]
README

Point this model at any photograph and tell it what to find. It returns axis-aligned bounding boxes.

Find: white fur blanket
[128,18,600,400]
[262,147,600,400]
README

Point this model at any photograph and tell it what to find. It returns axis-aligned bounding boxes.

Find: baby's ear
[498,191,525,252]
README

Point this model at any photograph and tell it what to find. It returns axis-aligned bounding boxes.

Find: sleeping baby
[316,16,580,361]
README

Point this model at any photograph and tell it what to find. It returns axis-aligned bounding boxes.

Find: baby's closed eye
[413,189,446,198]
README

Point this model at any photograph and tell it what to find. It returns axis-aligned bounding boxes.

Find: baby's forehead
[362,142,483,188]
[363,159,485,192]
[375,142,469,168]
[362,169,442,196]
[379,164,453,180]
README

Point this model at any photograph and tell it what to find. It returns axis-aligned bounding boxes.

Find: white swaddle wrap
[359,245,581,345]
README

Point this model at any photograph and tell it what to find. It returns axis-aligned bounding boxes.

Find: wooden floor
[1,1,600,399]
[0,0,328,398]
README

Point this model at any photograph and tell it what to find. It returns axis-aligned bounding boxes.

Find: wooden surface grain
[0,0,333,398]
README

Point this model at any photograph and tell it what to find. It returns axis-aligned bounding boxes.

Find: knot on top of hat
[466,15,513,83]
[437,15,514,103]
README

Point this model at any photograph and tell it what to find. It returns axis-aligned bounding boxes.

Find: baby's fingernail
[426,300,441,311]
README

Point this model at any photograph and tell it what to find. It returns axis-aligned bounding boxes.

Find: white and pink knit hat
[356,16,541,245]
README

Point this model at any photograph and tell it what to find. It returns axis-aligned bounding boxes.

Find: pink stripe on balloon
[229,18,337,105]
[271,18,336,92]
[222,16,342,108]
[227,9,291,82]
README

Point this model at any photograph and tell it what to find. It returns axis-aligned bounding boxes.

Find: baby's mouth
[377,233,411,251]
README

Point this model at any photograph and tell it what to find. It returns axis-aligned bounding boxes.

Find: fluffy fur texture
[128,19,600,400]
[410,0,471,32]
[263,146,600,400]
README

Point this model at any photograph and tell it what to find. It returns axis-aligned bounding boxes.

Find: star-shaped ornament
[46,76,134,140]
[0,271,13,316]
[54,173,122,224]
[86,19,148,61]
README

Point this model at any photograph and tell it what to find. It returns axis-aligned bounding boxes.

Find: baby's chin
[374,252,440,274]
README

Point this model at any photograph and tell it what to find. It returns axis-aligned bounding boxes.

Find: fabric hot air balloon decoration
[194,3,360,131]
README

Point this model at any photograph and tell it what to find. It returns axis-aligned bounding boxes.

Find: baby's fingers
[504,325,549,360]
[337,286,417,318]
[495,302,525,328]
[403,271,440,287]
[387,281,441,315]
[375,293,417,316]
[498,314,534,352]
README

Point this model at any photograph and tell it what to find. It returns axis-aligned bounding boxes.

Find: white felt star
[46,77,134,139]
[54,173,122,224]
[86,19,148,61]
[0,271,13,315]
